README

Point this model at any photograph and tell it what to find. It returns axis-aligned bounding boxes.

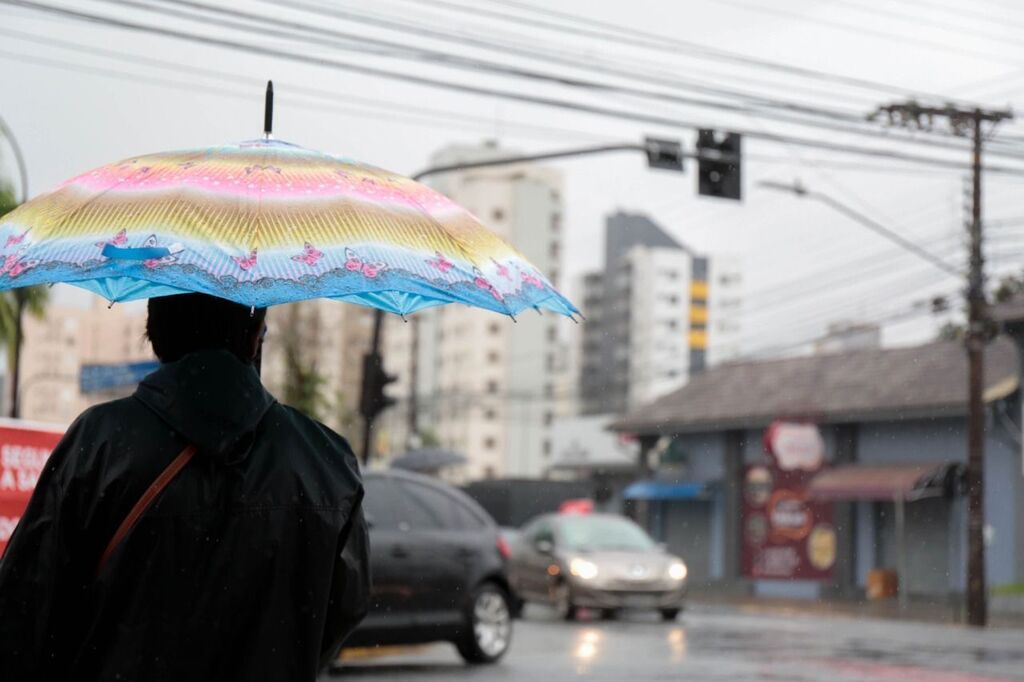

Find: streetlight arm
[411,143,647,182]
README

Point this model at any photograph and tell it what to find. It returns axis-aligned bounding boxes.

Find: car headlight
[668,561,688,581]
[569,557,599,580]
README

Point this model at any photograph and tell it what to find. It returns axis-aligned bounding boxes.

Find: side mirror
[535,539,554,555]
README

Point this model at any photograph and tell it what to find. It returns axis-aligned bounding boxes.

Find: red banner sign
[741,421,835,580]
[0,421,65,556]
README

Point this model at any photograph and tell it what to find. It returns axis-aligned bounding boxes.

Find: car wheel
[457,582,513,664]
[660,608,681,622]
[600,608,619,621]
[553,581,578,621]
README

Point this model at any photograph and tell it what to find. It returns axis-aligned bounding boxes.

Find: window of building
[487,350,501,364]
[542,439,552,457]
[484,408,497,420]
[487,380,500,394]
[489,322,501,335]
[549,241,560,260]
[484,436,497,450]
[543,411,554,426]
[547,326,558,342]
[662,269,679,281]
[492,207,505,222]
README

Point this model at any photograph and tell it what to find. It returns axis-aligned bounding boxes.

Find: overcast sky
[1,0,1023,355]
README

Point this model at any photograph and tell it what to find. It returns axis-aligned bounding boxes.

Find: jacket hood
[134,349,276,462]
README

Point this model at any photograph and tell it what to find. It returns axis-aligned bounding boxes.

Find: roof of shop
[611,337,1019,435]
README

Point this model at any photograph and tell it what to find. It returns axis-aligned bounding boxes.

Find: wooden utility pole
[871,102,1012,627]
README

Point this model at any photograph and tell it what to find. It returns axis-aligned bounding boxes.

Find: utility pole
[871,101,1012,627]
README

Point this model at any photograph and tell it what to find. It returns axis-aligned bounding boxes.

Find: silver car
[508,513,688,621]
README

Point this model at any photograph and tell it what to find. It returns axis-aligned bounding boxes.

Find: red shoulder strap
[96,444,198,577]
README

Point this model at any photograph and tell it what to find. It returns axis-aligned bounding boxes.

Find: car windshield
[558,515,656,552]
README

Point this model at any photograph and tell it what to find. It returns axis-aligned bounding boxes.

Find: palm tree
[0,186,49,417]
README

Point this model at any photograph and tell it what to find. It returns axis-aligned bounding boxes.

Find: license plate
[623,594,661,608]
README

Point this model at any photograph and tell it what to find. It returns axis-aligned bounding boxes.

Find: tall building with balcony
[579,211,742,416]
[382,141,565,479]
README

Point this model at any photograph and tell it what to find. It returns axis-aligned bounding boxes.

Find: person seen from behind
[0,292,370,680]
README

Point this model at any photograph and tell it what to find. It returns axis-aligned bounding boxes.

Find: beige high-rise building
[14,297,151,426]
[381,141,566,479]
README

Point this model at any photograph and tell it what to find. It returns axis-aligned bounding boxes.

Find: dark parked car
[340,469,514,665]
[508,513,688,621]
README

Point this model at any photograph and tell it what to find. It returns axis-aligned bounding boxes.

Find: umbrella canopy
[390,447,467,473]
[0,138,577,318]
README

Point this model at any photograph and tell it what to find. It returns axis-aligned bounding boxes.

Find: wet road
[323,605,1024,681]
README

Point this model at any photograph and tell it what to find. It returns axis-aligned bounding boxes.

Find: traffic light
[359,351,397,422]
[644,137,685,172]
[697,129,742,201]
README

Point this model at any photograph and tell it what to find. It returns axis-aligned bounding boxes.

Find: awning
[807,462,960,502]
[623,480,708,501]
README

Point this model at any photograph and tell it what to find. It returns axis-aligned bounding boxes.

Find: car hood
[564,550,682,582]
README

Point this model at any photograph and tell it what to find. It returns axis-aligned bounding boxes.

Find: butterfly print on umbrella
[427,251,454,274]
[140,234,183,269]
[96,229,128,250]
[3,232,26,249]
[345,248,387,279]
[292,242,324,267]
[473,268,504,302]
[521,270,545,289]
[491,258,513,280]
[233,249,258,271]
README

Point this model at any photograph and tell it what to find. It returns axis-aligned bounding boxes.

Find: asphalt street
[323,605,1024,681]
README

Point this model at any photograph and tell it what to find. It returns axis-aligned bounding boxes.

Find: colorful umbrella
[0,130,577,319]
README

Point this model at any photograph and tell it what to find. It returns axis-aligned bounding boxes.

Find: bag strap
[95,444,198,577]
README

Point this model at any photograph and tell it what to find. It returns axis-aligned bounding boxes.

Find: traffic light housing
[359,352,397,422]
[697,129,742,201]
[644,137,685,172]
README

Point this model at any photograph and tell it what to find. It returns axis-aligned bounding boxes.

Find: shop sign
[742,420,835,580]
[0,421,65,556]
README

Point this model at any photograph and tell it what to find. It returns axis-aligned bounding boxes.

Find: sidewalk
[687,591,1024,629]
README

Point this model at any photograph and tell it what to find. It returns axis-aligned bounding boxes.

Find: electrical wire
[430,0,990,104]
[113,0,1021,159]
[713,0,1019,65]
[8,0,1024,174]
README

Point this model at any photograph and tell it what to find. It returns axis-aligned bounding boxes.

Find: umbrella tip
[264,80,274,139]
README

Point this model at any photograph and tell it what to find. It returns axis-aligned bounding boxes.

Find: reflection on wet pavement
[325,605,1024,681]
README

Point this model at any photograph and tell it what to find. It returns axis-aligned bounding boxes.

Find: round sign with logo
[764,421,825,472]
[807,523,837,571]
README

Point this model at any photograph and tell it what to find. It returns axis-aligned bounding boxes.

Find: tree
[278,303,329,421]
[0,186,49,417]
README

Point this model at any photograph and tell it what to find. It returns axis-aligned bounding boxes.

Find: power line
[10,0,1024,175]
[0,49,614,147]
[116,0,1020,159]
[443,0,988,104]
[826,0,1024,48]
[714,0,1019,65]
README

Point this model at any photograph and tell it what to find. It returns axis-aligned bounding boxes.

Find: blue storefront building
[611,332,1024,601]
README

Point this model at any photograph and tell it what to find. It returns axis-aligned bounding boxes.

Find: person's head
[146,293,267,364]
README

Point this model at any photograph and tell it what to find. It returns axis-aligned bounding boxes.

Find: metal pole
[895,496,908,612]
[965,111,988,627]
[411,143,647,182]
[9,290,25,419]
[407,315,419,445]
[360,309,384,465]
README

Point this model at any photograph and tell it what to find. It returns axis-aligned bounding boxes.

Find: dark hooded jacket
[0,350,370,681]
